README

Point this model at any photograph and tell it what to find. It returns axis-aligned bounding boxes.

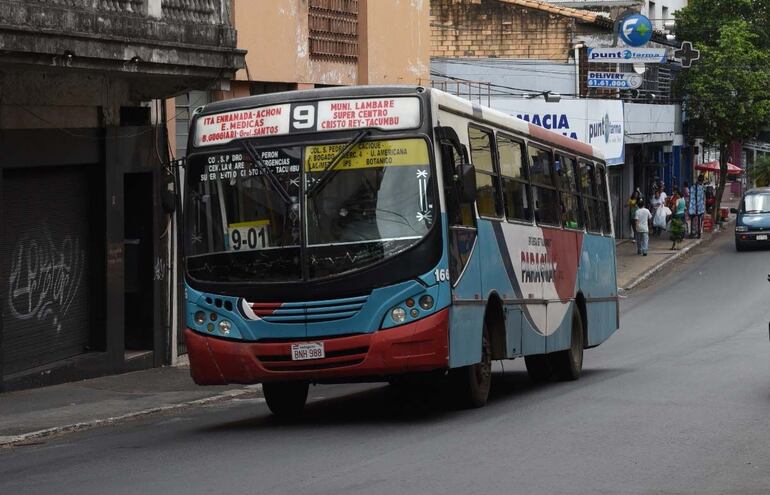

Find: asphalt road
[2,231,770,495]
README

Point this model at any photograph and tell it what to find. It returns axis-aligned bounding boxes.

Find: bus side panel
[504,307,523,357]
[545,302,574,354]
[448,236,484,369]
[578,234,619,347]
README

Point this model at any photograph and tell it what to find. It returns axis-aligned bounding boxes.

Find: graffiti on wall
[7,229,86,333]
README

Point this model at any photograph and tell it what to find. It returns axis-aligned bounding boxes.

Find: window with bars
[308,0,359,62]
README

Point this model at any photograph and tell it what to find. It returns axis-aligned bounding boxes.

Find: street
[1,232,769,494]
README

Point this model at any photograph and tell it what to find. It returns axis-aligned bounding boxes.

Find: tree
[749,154,770,187]
[676,19,770,223]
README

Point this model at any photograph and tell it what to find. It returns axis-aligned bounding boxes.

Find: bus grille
[245,295,369,324]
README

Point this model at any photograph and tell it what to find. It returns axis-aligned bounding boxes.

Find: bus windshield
[185,137,435,283]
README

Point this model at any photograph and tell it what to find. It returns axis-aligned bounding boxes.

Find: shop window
[469,126,502,218]
[498,134,531,222]
[528,145,560,226]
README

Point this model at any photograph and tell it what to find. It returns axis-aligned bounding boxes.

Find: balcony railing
[17,0,228,24]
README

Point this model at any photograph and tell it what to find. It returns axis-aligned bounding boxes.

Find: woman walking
[628,188,641,241]
[669,187,686,250]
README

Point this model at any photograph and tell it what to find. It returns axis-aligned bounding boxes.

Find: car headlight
[736,226,748,232]
[391,307,407,323]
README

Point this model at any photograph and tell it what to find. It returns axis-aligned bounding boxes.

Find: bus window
[578,160,600,232]
[555,154,582,229]
[498,134,532,222]
[468,126,502,218]
[595,163,612,234]
[439,141,475,228]
[527,145,560,226]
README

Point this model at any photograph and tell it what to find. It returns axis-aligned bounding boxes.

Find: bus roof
[429,88,605,162]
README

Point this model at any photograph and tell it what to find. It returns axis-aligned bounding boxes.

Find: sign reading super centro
[194,97,422,147]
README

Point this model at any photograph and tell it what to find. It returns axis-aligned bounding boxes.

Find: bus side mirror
[458,162,477,203]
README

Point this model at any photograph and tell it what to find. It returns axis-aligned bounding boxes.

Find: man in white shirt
[635,198,652,256]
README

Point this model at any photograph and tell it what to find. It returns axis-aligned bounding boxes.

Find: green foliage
[678,20,770,146]
[675,0,770,49]
[749,154,770,187]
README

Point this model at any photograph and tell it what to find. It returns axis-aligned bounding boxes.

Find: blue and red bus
[183,86,619,415]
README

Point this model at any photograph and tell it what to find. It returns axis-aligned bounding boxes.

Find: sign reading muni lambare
[588,47,667,64]
[492,98,625,166]
[194,97,422,147]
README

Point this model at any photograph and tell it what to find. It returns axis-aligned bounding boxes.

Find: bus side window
[595,163,612,235]
[555,153,582,229]
[527,145,560,226]
[439,141,475,228]
[498,134,532,222]
[578,160,600,232]
[468,126,503,219]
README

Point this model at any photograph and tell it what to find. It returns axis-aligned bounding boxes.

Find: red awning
[694,161,744,174]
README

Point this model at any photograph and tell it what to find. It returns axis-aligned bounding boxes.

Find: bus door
[436,125,482,368]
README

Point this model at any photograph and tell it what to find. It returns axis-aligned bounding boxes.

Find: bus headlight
[391,307,407,324]
[194,311,206,325]
[419,295,434,310]
[219,320,232,336]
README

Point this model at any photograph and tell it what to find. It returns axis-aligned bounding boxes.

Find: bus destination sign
[195,97,421,147]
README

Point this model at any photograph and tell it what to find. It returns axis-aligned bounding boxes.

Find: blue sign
[619,14,653,47]
[587,71,643,89]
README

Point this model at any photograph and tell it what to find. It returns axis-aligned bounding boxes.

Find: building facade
[0,0,244,391]
[430,0,688,240]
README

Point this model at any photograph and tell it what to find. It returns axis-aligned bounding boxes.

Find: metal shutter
[2,166,93,375]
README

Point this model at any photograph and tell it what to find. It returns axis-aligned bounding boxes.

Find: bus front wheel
[263,381,309,418]
[448,324,492,408]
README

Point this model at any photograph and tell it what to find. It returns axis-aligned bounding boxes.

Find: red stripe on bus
[527,123,595,157]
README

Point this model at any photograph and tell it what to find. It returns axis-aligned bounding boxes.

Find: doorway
[124,172,155,355]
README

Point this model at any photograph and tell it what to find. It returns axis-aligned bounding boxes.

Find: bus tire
[448,324,492,408]
[263,381,309,418]
[550,308,584,381]
[524,355,552,383]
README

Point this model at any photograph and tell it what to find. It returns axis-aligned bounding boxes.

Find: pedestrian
[628,188,641,241]
[683,180,691,235]
[658,183,667,207]
[689,174,706,238]
[635,198,652,256]
[670,187,686,250]
[650,189,663,236]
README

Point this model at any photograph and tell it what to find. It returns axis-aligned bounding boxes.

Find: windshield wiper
[241,140,293,205]
[306,130,370,198]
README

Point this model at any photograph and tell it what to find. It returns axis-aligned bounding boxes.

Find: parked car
[732,187,770,251]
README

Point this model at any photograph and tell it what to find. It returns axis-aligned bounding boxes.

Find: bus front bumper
[184,308,449,384]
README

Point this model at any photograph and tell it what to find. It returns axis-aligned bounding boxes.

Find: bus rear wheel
[448,324,492,408]
[263,381,309,418]
[550,308,584,381]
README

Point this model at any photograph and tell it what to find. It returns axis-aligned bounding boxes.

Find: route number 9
[292,105,315,130]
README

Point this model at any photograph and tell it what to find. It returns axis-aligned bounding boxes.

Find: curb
[0,385,262,448]
[621,217,733,292]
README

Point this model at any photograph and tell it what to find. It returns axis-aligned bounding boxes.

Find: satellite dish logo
[620,14,653,47]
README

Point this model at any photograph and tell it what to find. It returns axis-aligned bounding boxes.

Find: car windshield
[743,193,770,213]
[185,138,435,283]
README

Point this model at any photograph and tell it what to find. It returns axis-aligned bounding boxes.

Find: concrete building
[0,0,244,391]
[165,0,431,363]
[430,0,688,240]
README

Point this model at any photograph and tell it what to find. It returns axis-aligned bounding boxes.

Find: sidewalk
[616,194,739,291]
[0,366,260,447]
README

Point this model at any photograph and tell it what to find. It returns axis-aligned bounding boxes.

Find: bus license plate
[757,235,768,240]
[291,342,325,361]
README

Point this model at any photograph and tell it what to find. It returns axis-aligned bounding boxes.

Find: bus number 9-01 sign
[195,97,422,147]
[228,221,269,252]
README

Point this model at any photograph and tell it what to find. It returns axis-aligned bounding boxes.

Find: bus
[182,86,619,416]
